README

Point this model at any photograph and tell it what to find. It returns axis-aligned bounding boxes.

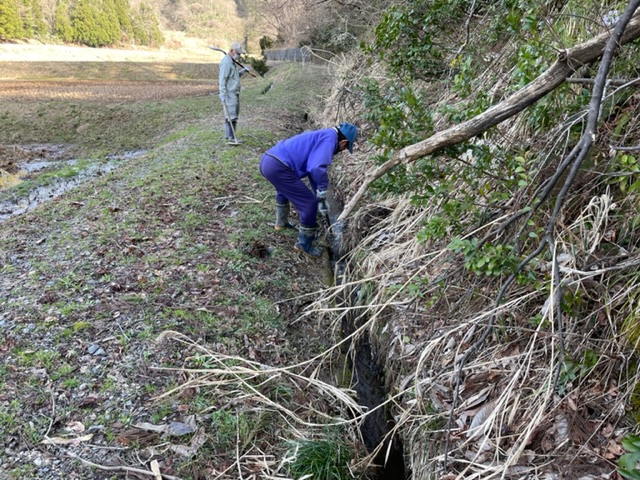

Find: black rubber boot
[294,225,322,257]
[274,202,295,231]
[228,120,241,144]
[224,120,233,140]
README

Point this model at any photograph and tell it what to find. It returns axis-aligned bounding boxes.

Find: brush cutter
[208,46,257,77]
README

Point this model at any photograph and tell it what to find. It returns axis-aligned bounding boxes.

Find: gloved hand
[219,93,225,102]
[242,67,250,73]
[316,189,327,200]
[318,199,329,216]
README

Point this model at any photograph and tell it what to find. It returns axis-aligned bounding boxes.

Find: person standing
[259,123,357,257]
[218,41,249,145]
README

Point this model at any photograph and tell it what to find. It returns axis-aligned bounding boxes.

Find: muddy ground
[0,80,213,104]
[0,79,213,174]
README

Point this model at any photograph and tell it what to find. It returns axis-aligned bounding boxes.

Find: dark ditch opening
[322,191,409,480]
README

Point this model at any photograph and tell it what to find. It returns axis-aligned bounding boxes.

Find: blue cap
[338,122,357,153]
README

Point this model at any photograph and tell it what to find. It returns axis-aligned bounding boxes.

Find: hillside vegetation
[0,0,163,47]
[311,0,640,478]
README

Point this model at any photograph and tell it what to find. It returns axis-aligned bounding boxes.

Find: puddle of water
[0,150,146,222]
[20,159,76,173]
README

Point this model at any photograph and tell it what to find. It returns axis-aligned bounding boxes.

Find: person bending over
[259,122,357,257]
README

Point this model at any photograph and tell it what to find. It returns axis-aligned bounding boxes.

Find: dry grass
[305,181,640,477]
[293,36,640,477]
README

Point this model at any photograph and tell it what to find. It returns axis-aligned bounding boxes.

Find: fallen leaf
[467,399,497,439]
[169,428,207,458]
[42,433,93,446]
[150,459,162,480]
[65,421,85,433]
[605,439,624,458]
[133,422,167,434]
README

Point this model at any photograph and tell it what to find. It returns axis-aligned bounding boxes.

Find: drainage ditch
[323,192,408,480]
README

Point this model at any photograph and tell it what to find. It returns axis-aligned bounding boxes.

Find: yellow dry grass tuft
[0,169,23,189]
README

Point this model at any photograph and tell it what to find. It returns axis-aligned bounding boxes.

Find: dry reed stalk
[307,155,640,477]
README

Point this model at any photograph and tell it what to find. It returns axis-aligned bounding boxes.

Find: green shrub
[247,56,269,77]
[0,0,22,40]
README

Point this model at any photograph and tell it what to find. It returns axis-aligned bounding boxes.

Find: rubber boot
[224,120,233,140]
[294,225,322,257]
[274,202,295,230]
[228,120,242,145]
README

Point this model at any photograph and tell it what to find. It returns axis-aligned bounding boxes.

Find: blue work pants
[259,153,317,227]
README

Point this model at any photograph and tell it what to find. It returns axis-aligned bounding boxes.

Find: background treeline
[0,0,163,47]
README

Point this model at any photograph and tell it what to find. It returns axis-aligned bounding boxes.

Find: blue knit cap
[338,122,357,153]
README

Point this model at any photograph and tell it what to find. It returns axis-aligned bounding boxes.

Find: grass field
[0,49,357,480]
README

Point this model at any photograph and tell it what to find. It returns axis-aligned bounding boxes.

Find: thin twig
[66,451,182,480]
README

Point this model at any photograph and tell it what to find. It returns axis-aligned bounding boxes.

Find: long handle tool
[318,199,332,240]
[208,46,257,77]
[221,100,240,145]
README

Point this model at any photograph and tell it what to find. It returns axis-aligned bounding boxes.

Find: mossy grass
[287,437,352,480]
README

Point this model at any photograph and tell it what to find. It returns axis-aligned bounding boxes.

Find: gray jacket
[218,55,242,99]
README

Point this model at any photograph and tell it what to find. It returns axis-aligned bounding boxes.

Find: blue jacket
[266,128,338,191]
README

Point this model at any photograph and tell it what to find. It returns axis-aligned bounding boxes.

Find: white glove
[316,189,327,200]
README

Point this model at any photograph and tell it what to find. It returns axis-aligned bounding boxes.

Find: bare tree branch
[566,77,640,86]
[610,144,640,151]
[338,10,640,221]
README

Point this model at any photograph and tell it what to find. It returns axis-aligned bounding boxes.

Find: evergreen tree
[53,0,73,42]
[95,0,120,45]
[18,0,32,37]
[132,2,163,47]
[0,0,22,39]
[113,0,133,43]
[71,0,119,47]
[139,1,163,46]
[27,0,47,36]
[131,14,147,45]
[71,0,100,46]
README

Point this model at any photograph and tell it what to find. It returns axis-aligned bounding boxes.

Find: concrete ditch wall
[262,47,313,63]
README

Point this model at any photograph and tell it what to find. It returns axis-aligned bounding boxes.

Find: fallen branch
[338,11,640,221]
[66,451,182,480]
[610,144,640,151]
